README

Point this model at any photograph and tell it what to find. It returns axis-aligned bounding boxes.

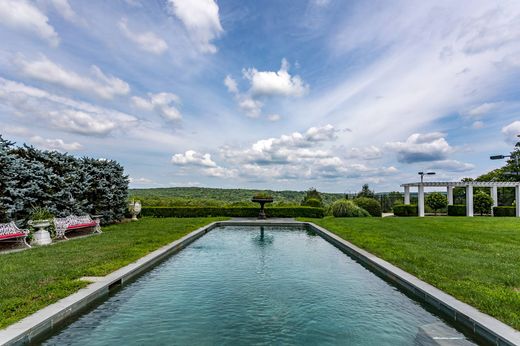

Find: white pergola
[400,181,520,217]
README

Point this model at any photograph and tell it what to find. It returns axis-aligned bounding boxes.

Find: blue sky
[0,0,519,193]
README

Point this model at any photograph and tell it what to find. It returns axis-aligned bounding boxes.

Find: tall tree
[357,184,375,199]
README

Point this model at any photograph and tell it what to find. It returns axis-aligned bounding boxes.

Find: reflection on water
[252,226,274,246]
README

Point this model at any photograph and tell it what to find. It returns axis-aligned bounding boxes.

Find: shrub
[493,206,516,217]
[331,200,370,217]
[425,192,447,215]
[141,206,325,218]
[301,197,323,208]
[393,204,418,216]
[474,192,493,215]
[353,197,382,217]
[448,205,466,216]
[301,188,323,207]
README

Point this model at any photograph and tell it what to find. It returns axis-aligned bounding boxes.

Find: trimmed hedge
[393,204,417,217]
[493,206,516,217]
[353,197,382,217]
[141,206,325,218]
[448,205,466,216]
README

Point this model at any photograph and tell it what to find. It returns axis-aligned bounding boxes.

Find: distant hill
[129,187,346,206]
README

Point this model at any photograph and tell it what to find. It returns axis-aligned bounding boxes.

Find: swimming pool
[40,225,476,345]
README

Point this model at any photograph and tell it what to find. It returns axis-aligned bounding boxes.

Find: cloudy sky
[0,0,519,193]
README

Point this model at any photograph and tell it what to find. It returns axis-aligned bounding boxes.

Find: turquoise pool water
[41,226,475,345]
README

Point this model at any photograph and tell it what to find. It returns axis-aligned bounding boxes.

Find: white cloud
[348,146,382,160]
[224,75,239,94]
[48,109,119,136]
[118,18,168,55]
[168,0,223,53]
[0,0,59,46]
[428,159,475,172]
[225,59,309,118]
[243,59,309,97]
[171,150,236,178]
[502,121,520,144]
[171,150,217,167]
[30,135,83,151]
[305,124,337,142]
[465,102,499,117]
[267,114,281,122]
[238,97,263,118]
[41,0,82,24]
[18,55,130,99]
[386,132,453,163]
[217,124,396,181]
[0,77,137,136]
[168,124,399,182]
[132,92,182,121]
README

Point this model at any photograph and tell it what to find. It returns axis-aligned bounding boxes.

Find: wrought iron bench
[0,222,31,248]
[53,215,102,240]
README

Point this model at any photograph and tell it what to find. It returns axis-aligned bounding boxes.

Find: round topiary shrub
[301,197,323,208]
[332,200,370,217]
[353,197,382,217]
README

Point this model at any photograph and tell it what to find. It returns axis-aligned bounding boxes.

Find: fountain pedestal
[251,198,273,219]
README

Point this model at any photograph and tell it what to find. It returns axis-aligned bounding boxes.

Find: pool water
[41,226,475,345]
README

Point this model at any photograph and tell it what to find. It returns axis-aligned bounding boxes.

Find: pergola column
[466,185,473,217]
[516,185,520,217]
[404,186,410,205]
[418,185,425,217]
[447,186,454,205]
[491,186,498,216]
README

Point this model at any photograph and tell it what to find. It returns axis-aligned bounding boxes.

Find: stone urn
[251,196,273,219]
[29,219,52,245]
[128,200,142,221]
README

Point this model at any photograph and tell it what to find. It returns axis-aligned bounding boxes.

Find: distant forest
[128,187,347,207]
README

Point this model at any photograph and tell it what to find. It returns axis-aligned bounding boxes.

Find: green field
[0,217,226,329]
[300,216,520,330]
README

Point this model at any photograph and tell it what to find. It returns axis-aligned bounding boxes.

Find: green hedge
[353,197,382,217]
[141,206,325,218]
[448,205,466,216]
[493,206,516,217]
[393,204,417,216]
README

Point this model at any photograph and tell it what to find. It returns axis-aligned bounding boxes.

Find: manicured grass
[299,216,520,330]
[0,217,226,329]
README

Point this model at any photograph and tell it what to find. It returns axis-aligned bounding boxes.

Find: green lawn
[0,217,226,329]
[300,216,520,330]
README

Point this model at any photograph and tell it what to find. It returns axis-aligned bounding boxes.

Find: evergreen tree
[0,136,17,222]
[0,135,129,224]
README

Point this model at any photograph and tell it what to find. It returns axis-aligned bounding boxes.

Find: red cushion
[0,232,26,240]
[67,222,96,230]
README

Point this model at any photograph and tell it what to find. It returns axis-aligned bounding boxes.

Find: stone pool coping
[0,220,518,346]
